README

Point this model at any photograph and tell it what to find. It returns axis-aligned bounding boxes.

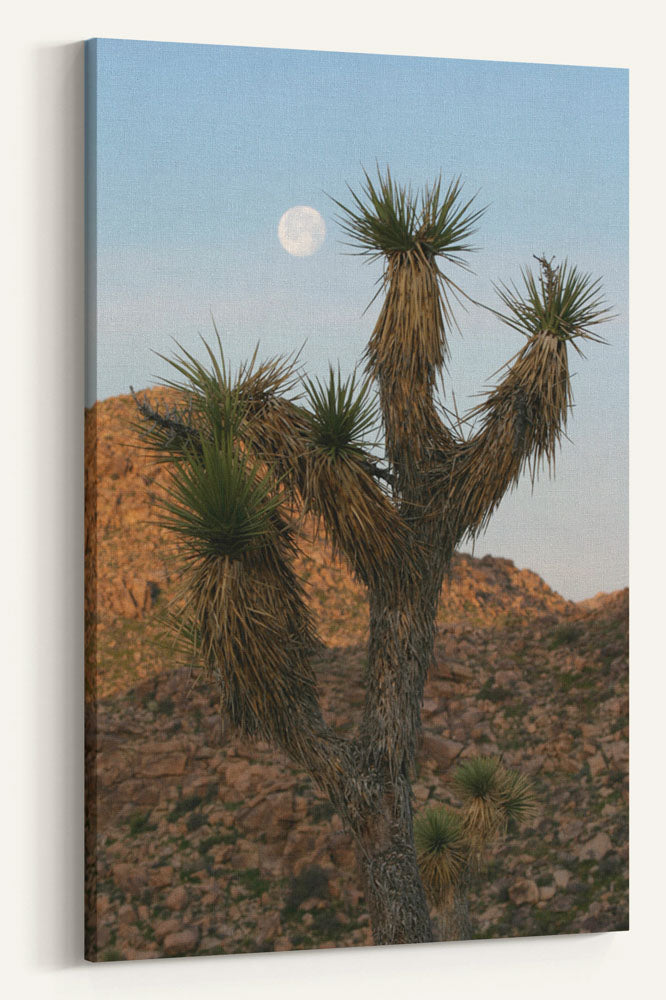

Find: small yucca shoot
[454,756,536,858]
[453,755,506,853]
[414,806,467,909]
[497,767,537,828]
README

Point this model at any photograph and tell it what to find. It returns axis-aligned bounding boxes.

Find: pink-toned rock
[224,760,253,795]
[141,753,188,778]
[162,928,199,957]
[553,869,571,889]
[112,863,145,892]
[210,843,233,865]
[164,885,188,910]
[282,826,319,868]
[96,925,111,950]
[494,669,518,687]
[577,831,612,861]
[273,936,293,952]
[460,707,485,728]
[153,917,181,942]
[421,734,463,769]
[328,831,354,870]
[200,935,223,951]
[122,945,160,961]
[242,793,296,839]
[230,844,261,870]
[604,740,628,764]
[142,739,192,755]
[301,897,325,912]
[148,865,174,889]
[117,904,135,926]
[113,779,161,807]
[539,885,556,901]
[508,879,539,905]
[256,911,281,940]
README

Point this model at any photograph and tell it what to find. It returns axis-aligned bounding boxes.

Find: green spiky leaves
[300,366,412,584]
[333,167,485,265]
[334,170,486,481]
[495,255,614,350]
[133,332,305,468]
[134,335,326,748]
[499,768,537,826]
[158,436,282,561]
[453,755,536,850]
[414,756,536,930]
[454,755,503,800]
[414,806,466,908]
[415,757,536,915]
[304,367,378,459]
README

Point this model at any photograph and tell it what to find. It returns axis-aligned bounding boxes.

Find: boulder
[112,863,145,893]
[421,734,463,769]
[164,885,188,911]
[162,928,199,957]
[508,879,539,905]
[576,831,612,861]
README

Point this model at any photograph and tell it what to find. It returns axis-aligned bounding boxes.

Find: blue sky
[88,38,628,601]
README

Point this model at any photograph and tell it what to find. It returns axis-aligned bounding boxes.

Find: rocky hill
[85,391,629,961]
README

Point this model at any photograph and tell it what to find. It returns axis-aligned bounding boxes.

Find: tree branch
[445,331,573,539]
[132,387,396,486]
[130,386,202,453]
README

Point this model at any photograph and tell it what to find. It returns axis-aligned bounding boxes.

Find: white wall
[3,2,663,997]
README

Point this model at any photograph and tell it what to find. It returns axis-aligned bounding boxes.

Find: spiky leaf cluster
[447,271,602,537]
[415,757,536,920]
[333,167,485,264]
[495,255,613,349]
[414,806,466,908]
[333,170,485,493]
[453,755,536,853]
[134,331,416,753]
[303,367,378,459]
[300,367,411,584]
[158,436,281,561]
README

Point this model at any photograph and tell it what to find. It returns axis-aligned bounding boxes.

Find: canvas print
[84,38,629,961]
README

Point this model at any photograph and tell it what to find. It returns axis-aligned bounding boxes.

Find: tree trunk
[353,556,445,946]
[353,782,434,945]
[444,888,473,941]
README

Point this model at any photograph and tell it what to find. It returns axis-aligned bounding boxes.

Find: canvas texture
[84,38,629,962]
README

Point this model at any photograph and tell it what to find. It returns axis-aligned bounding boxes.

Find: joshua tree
[415,756,535,940]
[134,169,611,946]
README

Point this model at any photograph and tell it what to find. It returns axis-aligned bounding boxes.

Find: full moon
[278,206,326,257]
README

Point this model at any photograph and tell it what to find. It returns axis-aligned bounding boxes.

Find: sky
[87,38,628,601]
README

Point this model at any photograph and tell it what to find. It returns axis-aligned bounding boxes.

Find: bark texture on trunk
[445,890,473,941]
[350,542,448,945]
[350,772,433,944]
[357,837,433,945]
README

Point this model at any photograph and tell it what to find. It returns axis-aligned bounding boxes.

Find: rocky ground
[85,392,629,962]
